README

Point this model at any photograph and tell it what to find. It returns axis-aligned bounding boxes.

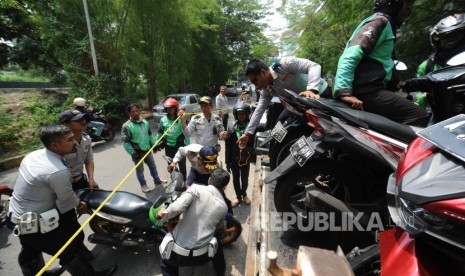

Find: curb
[0,112,154,172]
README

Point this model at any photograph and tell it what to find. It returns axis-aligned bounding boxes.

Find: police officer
[8,125,116,275]
[60,109,99,190]
[157,168,230,276]
[180,96,228,150]
[238,57,330,148]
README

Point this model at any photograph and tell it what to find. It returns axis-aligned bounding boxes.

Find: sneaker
[141,185,151,193]
[242,195,251,205]
[154,179,167,185]
[231,198,241,208]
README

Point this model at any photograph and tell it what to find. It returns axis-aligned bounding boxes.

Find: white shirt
[9,149,79,216]
[185,113,224,148]
[64,133,93,177]
[215,93,229,115]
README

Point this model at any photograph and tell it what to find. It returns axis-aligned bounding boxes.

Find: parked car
[225,84,238,97]
[152,93,201,127]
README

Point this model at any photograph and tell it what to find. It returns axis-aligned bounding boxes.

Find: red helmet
[163,98,179,111]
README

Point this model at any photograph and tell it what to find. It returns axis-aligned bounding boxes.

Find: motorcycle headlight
[398,198,450,235]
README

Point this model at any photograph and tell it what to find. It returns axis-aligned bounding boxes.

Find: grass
[0,75,49,82]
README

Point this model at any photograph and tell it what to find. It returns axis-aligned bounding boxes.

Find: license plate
[290,136,315,167]
[271,121,288,143]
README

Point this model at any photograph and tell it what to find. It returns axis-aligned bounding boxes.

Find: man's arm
[245,91,271,135]
[184,116,197,137]
[49,170,80,213]
[85,162,98,188]
[334,16,388,99]
[121,124,136,155]
[162,188,195,220]
[281,57,323,93]
[216,96,224,117]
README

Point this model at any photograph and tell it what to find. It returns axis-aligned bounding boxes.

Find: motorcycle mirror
[447,52,465,66]
[394,60,408,71]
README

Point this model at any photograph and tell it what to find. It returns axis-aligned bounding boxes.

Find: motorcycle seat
[81,189,152,218]
[338,108,418,143]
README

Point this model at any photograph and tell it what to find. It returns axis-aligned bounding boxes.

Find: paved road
[0,96,254,275]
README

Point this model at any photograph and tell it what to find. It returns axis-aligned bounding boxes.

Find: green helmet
[149,204,167,227]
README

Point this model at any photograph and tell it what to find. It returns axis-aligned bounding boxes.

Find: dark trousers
[231,164,250,199]
[165,145,187,181]
[17,210,85,267]
[357,88,430,127]
[222,114,229,131]
[72,173,89,190]
[160,242,226,276]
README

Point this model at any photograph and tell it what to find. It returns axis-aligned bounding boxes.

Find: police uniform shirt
[215,93,229,115]
[246,57,328,134]
[162,184,227,249]
[173,144,210,175]
[185,113,224,148]
[64,133,93,177]
[9,149,79,217]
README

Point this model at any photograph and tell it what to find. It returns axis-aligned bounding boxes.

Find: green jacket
[155,116,190,147]
[121,119,155,155]
[334,13,396,98]
[416,59,441,77]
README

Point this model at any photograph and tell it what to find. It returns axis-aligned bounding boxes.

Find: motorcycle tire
[269,127,313,170]
[273,158,363,224]
[89,215,122,235]
[102,124,115,142]
[220,217,242,245]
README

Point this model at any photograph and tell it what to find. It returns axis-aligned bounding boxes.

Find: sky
[260,0,288,43]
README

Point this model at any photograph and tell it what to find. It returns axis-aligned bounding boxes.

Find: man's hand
[178,109,186,120]
[299,90,320,99]
[167,162,177,173]
[157,207,165,219]
[219,131,228,140]
[237,133,249,149]
[341,96,364,110]
[89,179,99,189]
[76,201,88,215]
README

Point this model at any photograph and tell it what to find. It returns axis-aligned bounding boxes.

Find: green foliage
[0,74,49,82]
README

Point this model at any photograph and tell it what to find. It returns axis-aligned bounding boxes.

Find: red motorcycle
[0,185,13,228]
[349,115,465,275]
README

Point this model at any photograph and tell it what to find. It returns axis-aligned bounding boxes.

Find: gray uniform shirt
[64,133,93,177]
[9,149,79,216]
[163,184,227,249]
[185,114,224,148]
[215,94,229,115]
[246,57,328,134]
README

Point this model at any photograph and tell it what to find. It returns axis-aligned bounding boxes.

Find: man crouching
[157,168,230,276]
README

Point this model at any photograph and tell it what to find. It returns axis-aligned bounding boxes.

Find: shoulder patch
[282,57,297,65]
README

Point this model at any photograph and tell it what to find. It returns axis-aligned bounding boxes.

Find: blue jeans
[87,121,105,136]
[132,151,161,186]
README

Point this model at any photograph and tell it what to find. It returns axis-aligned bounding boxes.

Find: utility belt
[159,232,218,260]
[8,208,59,236]
[72,174,83,183]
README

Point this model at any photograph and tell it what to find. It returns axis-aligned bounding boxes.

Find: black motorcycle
[77,157,242,247]
[0,185,13,228]
[86,111,115,142]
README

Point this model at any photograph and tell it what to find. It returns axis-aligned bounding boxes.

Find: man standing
[60,109,99,190]
[238,57,330,148]
[215,85,229,131]
[122,104,166,193]
[8,125,116,275]
[180,96,228,151]
[333,0,428,127]
[157,168,230,276]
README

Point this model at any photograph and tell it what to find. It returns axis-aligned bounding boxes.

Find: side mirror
[394,60,408,71]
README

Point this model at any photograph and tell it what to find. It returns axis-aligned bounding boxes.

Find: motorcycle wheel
[220,217,242,245]
[102,123,115,142]
[273,158,363,224]
[269,127,313,170]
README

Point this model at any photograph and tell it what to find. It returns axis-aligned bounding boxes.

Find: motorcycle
[86,110,115,142]
[0,185,13,228]
[77,157,242,247]
[265,94,421,228]
[347,114,465,275]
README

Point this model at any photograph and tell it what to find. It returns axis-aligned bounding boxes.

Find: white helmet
[73,97,86,107]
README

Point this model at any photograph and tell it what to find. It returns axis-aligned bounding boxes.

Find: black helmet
[430,13,465,48]
[373,0,404,17]
[233,102,251,121]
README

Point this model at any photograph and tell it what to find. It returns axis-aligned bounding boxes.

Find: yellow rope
[37,116,181,275]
